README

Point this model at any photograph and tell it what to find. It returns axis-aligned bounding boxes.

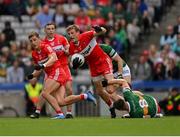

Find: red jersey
[32,41,61,75]
[69,30,109,65]
[43,34,69,65]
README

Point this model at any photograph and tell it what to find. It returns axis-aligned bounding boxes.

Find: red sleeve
[61,36,69,48]
[83,30,95,40]
[32,52,38,64]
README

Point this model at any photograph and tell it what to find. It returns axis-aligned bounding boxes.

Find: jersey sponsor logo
[52,45,65,51]
[79,38,97,57]
[38,57,48,65]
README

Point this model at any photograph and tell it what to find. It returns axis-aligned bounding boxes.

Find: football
[70,53,85,68]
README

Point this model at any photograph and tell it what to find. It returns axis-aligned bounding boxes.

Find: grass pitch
[0,116,179,136]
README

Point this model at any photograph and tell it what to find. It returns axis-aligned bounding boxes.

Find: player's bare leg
[104,73,117,118]
[93,79,116,118]
[53,85,97,107]
[31,78,65,119]
[65,81,73,118]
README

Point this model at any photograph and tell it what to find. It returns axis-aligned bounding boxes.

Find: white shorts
[113,64,131,78]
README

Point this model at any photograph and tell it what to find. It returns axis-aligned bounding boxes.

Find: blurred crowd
[0,0,178,83]
[132,16,180,81]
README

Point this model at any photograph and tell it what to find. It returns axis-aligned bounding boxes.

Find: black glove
[27,74,34,80]
[102,79,108,87]
[72,57,82,69]
[117,73,123,79]
[34,64,45,70]
[92,26,102,33]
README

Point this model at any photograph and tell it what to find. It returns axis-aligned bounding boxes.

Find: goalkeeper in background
[102,78,162,118]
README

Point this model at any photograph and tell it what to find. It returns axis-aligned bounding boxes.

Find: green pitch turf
[0,116,179,136]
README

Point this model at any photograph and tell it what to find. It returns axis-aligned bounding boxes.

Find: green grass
[0,116,179,136]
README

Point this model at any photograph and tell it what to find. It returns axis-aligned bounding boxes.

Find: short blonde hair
[28,31,39,39]
[66,24,80,32]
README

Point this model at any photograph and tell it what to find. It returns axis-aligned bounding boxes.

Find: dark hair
[44,22,56,29]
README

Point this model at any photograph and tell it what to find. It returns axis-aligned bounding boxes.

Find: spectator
[0,0,8,15]
[106,11,115,27]
[100,1,114,20]
[91,8,106,26]
[136,0,148,15]
[132,54,152,80]
[174,15,180,35]
[24,78,43,116]
[63,0,80,25]
[2,21,16,46]
[0,55,9,83]
[80,0,96,17]
[148,44,160,64]
[127,19,140,46]
[108,29,123,56]
[25,0,41,16]
[166,58,180,80]
[159,88,180,115]
[0,33,8,50]
[115,19,129,59]
[153,58,166,80]
[6,58,24,83]
[126,2,142,25]
[8,0,26,23]
[142,10,151,35]
[52,5,67,27]
[160,25,177,49]
[172,34,180,55]
[35,4,53,29]
[1,47,14,64]
[114,2,125,21]
[74,9,91,32]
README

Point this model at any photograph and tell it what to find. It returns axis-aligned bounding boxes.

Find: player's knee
[41,92,48,99]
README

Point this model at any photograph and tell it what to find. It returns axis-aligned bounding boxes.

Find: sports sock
[35,108,41,114]
[80,94,88,100]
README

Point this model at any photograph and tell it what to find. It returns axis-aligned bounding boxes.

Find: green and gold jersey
[99,44,126,72]
[123,88,157,118]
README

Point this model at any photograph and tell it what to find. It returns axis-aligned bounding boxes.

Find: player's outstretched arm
[92,26,107,37]
[102,79,130,88]
[27,69,42,80]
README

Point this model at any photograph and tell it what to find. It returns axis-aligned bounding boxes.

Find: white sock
[83,94,88,99]
[58,113,64,116]
[35,110,40,114]
[66,112,72,114]
[109,103,114,108]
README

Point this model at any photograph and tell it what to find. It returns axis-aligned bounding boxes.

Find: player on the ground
[102,78,162,118]
[66,25,116,118]
[28,32,97,119]
[43,23,73,118]
[99,44,131,84]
